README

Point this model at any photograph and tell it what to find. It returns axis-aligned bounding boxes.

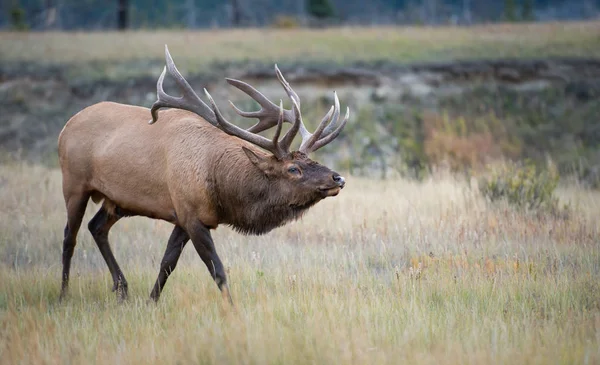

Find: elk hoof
[58,291,68,303]
[112,280,129,303]
[116,288,128,303]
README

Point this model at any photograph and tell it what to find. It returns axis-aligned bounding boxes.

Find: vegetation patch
[477,160,571,219]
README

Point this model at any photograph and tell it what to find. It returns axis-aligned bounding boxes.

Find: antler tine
[322,91,341,137]
[298,105,335,153]
[204,89,285,158]
[297,90,343,153]
[274,64,300,106]
[226,78,295,133]
[278,99,303,152]
[149,45,216,126]
[309,107,350,153]
[273,65,313,150]
[272,100,285,152]
[149,66,168,124]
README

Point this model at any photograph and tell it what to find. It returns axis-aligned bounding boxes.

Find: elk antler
[151,45,302,159]
[225,77,295,134]
[227,65,350,154]
[205,90,302,159]
[150,45,349,157]
[149,45,217,126]
[297,91,350,154]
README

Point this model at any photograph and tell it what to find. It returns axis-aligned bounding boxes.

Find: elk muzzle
[318,173,345,198]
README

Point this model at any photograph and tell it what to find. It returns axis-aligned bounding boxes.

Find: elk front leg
[188,221,233,306]
[149,225,189,302]
[88,206,127,302]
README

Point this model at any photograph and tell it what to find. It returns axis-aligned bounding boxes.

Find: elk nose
[332,174,345,188]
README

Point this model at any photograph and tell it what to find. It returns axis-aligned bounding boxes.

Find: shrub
[421,111,516,174]
[478,161,568,216]
[306,0,335,19]
[504,0,517,22]
[10,6,29,31]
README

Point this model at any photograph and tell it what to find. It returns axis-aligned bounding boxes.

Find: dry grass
[0,161,599,364]
[2,22,599,74]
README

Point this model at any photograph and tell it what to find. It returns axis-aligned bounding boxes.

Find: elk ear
[242,147,275,176]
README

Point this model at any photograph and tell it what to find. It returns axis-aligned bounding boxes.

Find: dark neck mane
[226,197,316,235]
[213,154,320,235]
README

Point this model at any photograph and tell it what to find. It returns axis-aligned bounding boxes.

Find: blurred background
[3,0,600,29]
[1,0,599,189]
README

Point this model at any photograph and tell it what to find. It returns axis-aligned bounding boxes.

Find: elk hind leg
[88,203,128,302]
[60,192,90,301]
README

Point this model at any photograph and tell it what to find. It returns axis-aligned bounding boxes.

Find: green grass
[2,22,599,80]
[1,162,599,364]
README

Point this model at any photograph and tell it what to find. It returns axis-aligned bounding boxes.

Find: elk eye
[288,166,300,175]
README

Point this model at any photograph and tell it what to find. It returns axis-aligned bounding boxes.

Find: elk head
[150,46,349,208]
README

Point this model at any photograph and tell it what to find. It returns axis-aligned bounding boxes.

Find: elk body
[57,46,349,304]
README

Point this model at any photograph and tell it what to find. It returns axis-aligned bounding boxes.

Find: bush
[422,111,506,174]
[306,0,335,19]
[10,6,29,31]
[478,161,567,216]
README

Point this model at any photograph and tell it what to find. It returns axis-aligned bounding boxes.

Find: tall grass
[0,162,599,364]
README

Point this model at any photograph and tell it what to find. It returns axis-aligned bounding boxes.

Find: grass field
[2,21,600,79]
[1,162,599,364]
[2,20,600,365]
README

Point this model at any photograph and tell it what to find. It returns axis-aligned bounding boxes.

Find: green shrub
[306,0,335,19]
[10,6,29,31]
[478,161,567,215]
[504,0,517,22]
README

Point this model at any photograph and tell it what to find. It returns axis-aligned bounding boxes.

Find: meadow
[1,21,600,365]
[2,21,600,79]
[0,162,599,364]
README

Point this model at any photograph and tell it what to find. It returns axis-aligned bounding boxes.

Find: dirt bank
[1,58,599,166]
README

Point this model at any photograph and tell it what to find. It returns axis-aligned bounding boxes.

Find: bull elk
[57,45,349,305]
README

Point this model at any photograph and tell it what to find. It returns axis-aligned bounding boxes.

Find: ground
[0,163,598,364]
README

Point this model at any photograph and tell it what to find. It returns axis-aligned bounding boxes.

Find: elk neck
[211,147,319,235]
